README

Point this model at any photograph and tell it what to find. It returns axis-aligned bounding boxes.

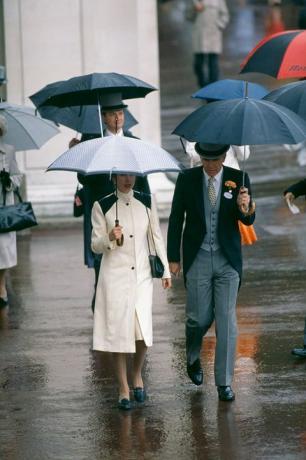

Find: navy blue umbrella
[33,73,156,107]
[264,80,306,121]
[173,97,306,146]
[192,79,268,101]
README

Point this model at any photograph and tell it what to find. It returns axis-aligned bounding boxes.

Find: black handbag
[73,185,84,218]
[0,187,38,233]
[146,208,164,278]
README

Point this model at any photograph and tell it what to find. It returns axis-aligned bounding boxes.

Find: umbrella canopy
[47,136,182,176]
[33,73,156,107]
[240,30,306,80]
[0,102,60,150]
[31,104,138,134]
[264,80,306,120]
[172,97,306,146]
[192,79,268,101]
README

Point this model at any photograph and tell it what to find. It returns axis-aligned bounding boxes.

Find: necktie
[208,176,217,207]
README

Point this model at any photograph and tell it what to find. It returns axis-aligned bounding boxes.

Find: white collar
[105,128,124,137]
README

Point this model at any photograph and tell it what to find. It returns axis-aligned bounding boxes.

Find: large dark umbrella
[33,72,156,107]
[240,30,306,80]
[263,80,306,120]
[192,79,268,101]
[173,97,306,146]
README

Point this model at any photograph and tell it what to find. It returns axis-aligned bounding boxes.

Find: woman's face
[115,175,136,193]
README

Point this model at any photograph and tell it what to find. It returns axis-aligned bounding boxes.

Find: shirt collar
[203,167,223,186]
[105,128,124,137]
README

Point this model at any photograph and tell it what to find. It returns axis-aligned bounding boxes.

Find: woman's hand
[284,192,295,204]
[162,278,172,289]
[109,225,123,241]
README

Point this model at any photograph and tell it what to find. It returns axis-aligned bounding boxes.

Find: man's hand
[284,192,295,204]
[169,262,181,276]
[69,138,80,149]
[0,170,11,188]
[237,186,253,215]
[109,225,123,241]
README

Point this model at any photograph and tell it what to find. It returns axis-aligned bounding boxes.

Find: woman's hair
[0,114,8,136]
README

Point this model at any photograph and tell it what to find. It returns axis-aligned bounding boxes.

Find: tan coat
[91,190,170,353]
[0,141,23,269]
[192,0,229,54]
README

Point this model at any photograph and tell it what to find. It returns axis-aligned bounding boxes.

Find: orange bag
[238,222,258,246]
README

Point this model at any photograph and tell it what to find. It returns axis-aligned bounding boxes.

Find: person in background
[0,115,23,308]
[91,174,171,409]
[191,0,230,88]
[284,179,306,358]
[69,93,149,312]
[167,143,255,401]
[264,0,285,37]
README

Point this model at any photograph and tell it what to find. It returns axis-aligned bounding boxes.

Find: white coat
[192,0,230,54]
[0,141,23,269]
[91,190,170,353]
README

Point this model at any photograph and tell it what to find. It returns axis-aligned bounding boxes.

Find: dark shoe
[133,387,146,403]
[187,359,203,386]
[292,346,306,358]
[118,398,132,410]
[217,386,235,402]
[0,297,8,309]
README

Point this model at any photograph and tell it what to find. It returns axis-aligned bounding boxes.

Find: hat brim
[101,103,128,112]
[195,143,230,159]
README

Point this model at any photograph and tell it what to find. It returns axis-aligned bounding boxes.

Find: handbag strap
[145,207,157,256]
[2,185,23,206]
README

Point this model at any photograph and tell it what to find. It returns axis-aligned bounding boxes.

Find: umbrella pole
[115,177,124,247]
[97,95,104,138]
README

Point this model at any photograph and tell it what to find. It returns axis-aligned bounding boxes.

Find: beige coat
[192,0,229,54]
[91,190,170,353]
[0,141,23,269]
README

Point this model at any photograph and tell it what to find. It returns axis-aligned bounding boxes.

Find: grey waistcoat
[201,178,222,251]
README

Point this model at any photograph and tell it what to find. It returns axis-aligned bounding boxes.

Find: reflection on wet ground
[1,1,306,459]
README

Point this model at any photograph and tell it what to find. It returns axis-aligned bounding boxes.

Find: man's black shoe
[291,346,306,358]
[217,386,235,402]
[187,359,203,386]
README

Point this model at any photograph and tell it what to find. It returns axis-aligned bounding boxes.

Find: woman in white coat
[0,115,23,308]
[91,174,172,410]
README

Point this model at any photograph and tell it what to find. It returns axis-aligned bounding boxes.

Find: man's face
[201,154,226,177]
[102,109,125,133]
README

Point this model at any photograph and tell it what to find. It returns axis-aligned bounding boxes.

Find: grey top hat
[100,93,128,111]
[195,143,230,159]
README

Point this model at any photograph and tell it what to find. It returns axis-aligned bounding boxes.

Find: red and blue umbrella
[240,30,306,80]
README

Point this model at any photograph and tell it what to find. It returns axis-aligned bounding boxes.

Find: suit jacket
[167,165,255,280]
[285,179,306,198]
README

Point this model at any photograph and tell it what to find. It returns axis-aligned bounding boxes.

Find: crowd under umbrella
[30,81,138,134]
[0,102,60,150]
[240,29,306,80]
[30,72,156,136]
[47,135,182,242]
[264,80,306,121]
[192,79,268,101]
[172,97,306,185]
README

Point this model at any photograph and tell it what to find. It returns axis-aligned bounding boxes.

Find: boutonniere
[224,180,237,199]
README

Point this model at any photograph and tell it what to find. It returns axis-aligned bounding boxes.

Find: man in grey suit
[167,143,255,401]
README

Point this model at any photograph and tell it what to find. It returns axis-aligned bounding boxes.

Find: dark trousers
[193,53,219,88]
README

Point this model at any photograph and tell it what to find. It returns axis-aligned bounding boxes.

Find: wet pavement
[1,1,306,459]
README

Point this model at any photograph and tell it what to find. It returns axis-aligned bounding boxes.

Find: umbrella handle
[115,219,124,246]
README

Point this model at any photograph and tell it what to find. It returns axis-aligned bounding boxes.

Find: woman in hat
[91,174,171,410]
[0,115,23,308]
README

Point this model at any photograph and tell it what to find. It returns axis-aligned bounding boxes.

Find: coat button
[131,266,135,270]
[130,235,133,238]
[126,203,129,206]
